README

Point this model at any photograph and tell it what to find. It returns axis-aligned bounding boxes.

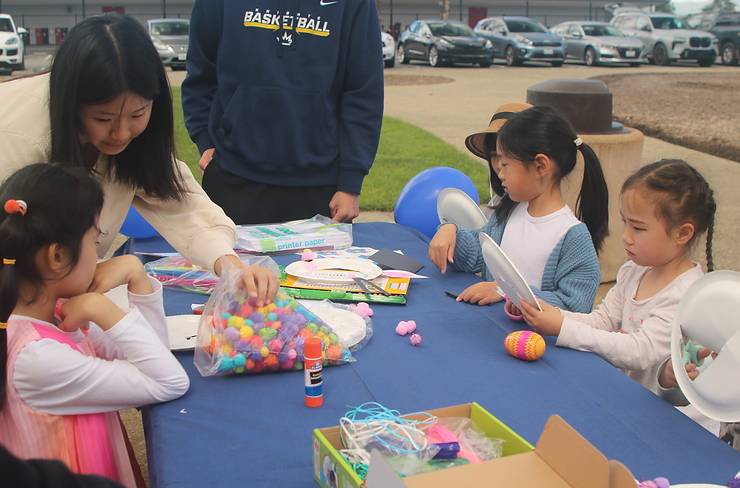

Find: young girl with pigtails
[0,164,189,488]
[430,105,608,314]
[520,159,716,401]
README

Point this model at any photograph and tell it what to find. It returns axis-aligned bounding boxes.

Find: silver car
[609,6,717,66]
[552,21,646,66]
[147,18,189,70]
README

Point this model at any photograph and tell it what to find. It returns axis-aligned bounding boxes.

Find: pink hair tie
[4,199,27,216]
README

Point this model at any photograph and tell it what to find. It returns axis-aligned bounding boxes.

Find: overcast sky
[673,0,714,15]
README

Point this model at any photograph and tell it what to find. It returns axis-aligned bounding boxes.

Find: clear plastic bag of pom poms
[145,255,279,295]
[194,260,354,376]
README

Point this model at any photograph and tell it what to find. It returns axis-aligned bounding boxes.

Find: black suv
[685,11,740,65]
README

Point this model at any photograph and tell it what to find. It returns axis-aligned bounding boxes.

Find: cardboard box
[312,403,638,488]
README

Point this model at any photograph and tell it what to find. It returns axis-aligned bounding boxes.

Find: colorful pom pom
[396,321,409,336]
[354,302,373,317]
[409,333,422,346]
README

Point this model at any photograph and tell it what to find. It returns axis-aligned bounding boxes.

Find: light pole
[163,0,167,17]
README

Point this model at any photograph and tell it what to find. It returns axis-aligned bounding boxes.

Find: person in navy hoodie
[182,0,384,225]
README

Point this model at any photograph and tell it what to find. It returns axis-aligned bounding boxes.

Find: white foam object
[479,232,542,311]
[284,257,382,284]
[437,187,488,230]
[308,305,366,348]
[166,315,200,351]
[672,270,740,422]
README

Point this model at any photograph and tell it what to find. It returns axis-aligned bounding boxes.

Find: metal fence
[15,13,191,54]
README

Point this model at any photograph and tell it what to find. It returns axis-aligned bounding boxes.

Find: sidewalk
[168,63,740,272]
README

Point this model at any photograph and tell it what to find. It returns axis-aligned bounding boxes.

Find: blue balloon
[394,167,479,239]
[119,206,159,239]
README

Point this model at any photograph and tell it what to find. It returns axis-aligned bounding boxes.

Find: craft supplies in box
[193,262,356,376]
[313,403,643,488]
[235,214,353,254]
[328,402,505,482]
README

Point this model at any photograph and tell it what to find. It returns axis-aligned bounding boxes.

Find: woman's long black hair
[49,14,185,201]
[493,106,610,253]
[0,164,104,412]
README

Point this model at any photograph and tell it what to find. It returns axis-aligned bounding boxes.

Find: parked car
[552,21,646,66]
[147,18,189,70]
[473,16,567,67]
[381,31,395,67]
[684,11,740,65]
[397,20,494,67]
[0,14,26,73]
[608,6,717,66]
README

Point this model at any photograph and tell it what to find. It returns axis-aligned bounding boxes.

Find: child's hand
[659,348,715,389]
[519,299,563,336]
[457,282,505,305]
[505,300,522,318]
[59,293,126,332]
[216,256,279,307]
[89,255,153,296]
[429,224,457,274]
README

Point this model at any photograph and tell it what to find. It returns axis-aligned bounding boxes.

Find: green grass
[171,87,489,211]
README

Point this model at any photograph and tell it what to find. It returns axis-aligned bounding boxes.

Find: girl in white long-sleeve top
[0,164,189,488]
[520,159,716,397]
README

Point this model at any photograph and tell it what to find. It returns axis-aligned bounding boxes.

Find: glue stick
[304,337,323,407]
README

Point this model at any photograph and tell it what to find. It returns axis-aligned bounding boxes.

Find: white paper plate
[308,305,367,348]
[104,284,129,312]
[672,271,740,422]
[479,232,542,311]
[437,188,488,230]
[284,258,382,284]
[167,315,200,351]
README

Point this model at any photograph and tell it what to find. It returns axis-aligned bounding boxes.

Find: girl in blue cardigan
[429,106,608,314]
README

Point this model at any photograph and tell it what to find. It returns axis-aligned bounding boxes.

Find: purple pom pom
[249,350,262,362]
[229,301,240,313]
[248,312,264,323]
[727,477,740,488]
[653,477,670,488]
[224,328,240,342]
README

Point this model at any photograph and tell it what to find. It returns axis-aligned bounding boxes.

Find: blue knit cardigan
[450,212,601,313]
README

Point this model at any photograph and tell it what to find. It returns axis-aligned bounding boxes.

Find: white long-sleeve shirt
[11,278,190,415]
[557,260,703,393]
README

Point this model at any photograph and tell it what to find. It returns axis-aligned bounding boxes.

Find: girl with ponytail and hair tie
[430,105,608,314]
[520,159,717,419]
[0,164,189,488]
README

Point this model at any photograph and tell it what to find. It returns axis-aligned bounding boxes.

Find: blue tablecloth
[136,222,740,487]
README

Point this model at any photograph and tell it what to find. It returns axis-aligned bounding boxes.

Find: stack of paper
[235,216,353,254]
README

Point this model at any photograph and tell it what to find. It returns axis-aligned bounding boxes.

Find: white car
[0,14,25,73]
[608,5,717,66]
[382,31,395,68]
